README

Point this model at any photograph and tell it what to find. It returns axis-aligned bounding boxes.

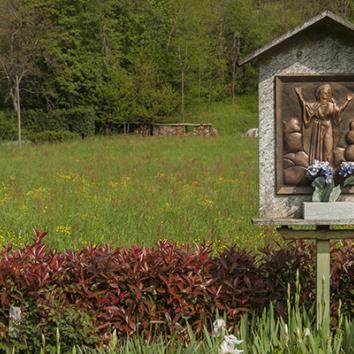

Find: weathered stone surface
[284,151,309,167]
[210,127,218,136]
[283,118,301,134]
[345,145,354,161]
[283,158,295,169]
[147,124,216,137]
[334,147,346,165]
[153,125,185,136]
[135,125,151,136]
[238,12,354,66]
[258,35,354,218]
[191,125,214,136]
[283,166,307,186]
[346,130,354,144]
[284,132,303,153]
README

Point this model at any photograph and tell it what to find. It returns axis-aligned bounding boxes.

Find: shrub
[0,112,17,141]
[20,109,69,132]
[209,248,269,318]
[24,130,80,144]
[21,109,48,132]
[5,108,95,137]
[0,232,351,350]
[64,107,96,137]
[9,304,97,352]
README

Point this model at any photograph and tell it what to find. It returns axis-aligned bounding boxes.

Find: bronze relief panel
[275,76,354,194]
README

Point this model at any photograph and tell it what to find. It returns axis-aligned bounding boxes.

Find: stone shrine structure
[239,11,354,218]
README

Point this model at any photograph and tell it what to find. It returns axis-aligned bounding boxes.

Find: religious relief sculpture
[294,84,352,165]
[276,76,354,193]
[283,118,309,186]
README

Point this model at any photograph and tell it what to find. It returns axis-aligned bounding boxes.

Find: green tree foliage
[0,0,50,145]
[0,0,353,131]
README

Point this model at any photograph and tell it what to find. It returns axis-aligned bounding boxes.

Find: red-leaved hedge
[0,231,352,348]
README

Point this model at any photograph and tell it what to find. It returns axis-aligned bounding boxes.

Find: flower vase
[303,202,354,220]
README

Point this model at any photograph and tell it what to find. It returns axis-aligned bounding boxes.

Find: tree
[168,0,222,119]
[0,0,47,146]
[92,0,132,132]
[0,0,352,135]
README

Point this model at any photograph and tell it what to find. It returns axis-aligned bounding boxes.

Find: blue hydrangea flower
[306,160,333,183]
[306,166,319,178]
[338,161,354,177]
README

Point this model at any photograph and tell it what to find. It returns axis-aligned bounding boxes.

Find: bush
[22,110,47,132]
[24,130,80,144]
[9,304,97,352]
[7,108,95,137]
[20,109,69,132]
[0,112,17,141]
[22,108,96,136]
[0,232,352,350]
[64,107,96,137]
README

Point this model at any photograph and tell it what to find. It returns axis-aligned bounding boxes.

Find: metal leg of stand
[316,240,330,329]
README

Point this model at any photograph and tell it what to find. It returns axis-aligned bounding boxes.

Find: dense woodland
[0,0,353,139]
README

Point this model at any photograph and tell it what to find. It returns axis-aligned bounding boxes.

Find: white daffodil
[219,335,243,354]
[213,319,226,337]
[223,335,243,346]
[219,340,243,354]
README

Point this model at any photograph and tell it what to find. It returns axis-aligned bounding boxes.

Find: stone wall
[136,124,218,137]
[190,125,217,136]
[153,125,186,136]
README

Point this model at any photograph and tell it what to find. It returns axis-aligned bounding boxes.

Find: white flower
[303,328,310,337]
[213,319,226,337]
[313,160,321,168]
[224,335,243,346]
[219,335,243,354]
[219,341,243,354]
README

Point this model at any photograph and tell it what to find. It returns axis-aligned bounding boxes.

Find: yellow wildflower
[55,225,72,236]
[202,198,214,208]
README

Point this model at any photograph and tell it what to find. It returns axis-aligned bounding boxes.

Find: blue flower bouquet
[306,160,354,202]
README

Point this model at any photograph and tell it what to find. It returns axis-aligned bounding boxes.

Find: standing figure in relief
[294,84,352,165]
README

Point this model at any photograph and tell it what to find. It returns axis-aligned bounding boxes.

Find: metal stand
[252,218,354,327]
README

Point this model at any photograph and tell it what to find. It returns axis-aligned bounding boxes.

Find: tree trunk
[208,79,212,111]
[181,68,185,123]
[198,68,202,102]
[231,32,240,104]
[15,75,22,148]
[231,32,237,103]
[178,44,188,123]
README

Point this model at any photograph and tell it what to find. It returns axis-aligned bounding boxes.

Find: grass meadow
[0,96,280,250]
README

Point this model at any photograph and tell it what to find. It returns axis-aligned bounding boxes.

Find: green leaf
[322,182,334,202]
[329,185,341,202]
[312,187,323,202]
[312,177,326,189]
[343,176,354,187]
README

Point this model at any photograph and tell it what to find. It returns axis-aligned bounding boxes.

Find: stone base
[303,202,354,220]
